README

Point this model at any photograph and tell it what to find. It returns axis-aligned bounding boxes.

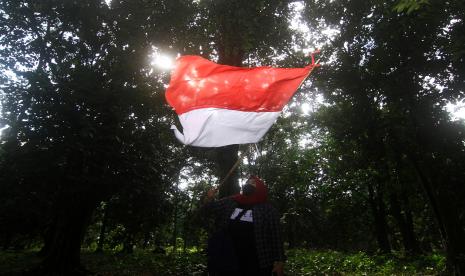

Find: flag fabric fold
[165,55,317,147]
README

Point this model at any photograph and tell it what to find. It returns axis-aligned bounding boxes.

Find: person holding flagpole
[203,176,285,276]
[165,53,319,275]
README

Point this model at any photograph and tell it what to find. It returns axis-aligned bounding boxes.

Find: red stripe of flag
[165,55,314,115]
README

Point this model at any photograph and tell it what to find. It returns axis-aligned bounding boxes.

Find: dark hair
[242,183,256,196]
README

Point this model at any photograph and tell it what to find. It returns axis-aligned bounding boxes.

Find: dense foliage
[1,0,464,275]
[0,248,446,275]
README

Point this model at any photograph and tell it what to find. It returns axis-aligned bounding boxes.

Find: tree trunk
[183,196,195,253]
[171,191,178,253]
[286,214,297,249]
[389,192,420,254]
[1,233,11,250]
[37,221,55,257]
[216,144,240,198]
[213,31,244,198]
[95,205,108,253]
[35,198,96,275]
[142,232,151,249]
[367,182,391,253]
[122,234,134,254]
[410,156,465,275]
[441,207,465,275]
[390,149,421,254]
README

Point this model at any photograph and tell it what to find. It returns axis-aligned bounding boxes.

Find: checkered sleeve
[202,198,228,218]
[201,198,236,229]
[269,206,286,262]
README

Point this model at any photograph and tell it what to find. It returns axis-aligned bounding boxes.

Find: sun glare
[151,53,174,70]
[446,101,465,120]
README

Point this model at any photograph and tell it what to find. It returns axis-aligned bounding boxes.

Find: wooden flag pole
[296,50,321,90]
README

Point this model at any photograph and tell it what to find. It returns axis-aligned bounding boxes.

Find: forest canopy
[0,0,464,275]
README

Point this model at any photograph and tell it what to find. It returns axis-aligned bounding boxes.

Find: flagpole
[296,55,320,91]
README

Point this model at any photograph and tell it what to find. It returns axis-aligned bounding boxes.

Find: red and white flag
[165,55,317,147]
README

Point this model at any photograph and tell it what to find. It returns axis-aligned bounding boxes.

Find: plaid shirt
[203,198,286,268]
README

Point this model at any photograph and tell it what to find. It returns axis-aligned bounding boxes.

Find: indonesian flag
[165,55,318,147]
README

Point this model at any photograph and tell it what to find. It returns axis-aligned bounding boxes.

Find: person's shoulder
[253,202,277,211]
[219,197,238,207]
